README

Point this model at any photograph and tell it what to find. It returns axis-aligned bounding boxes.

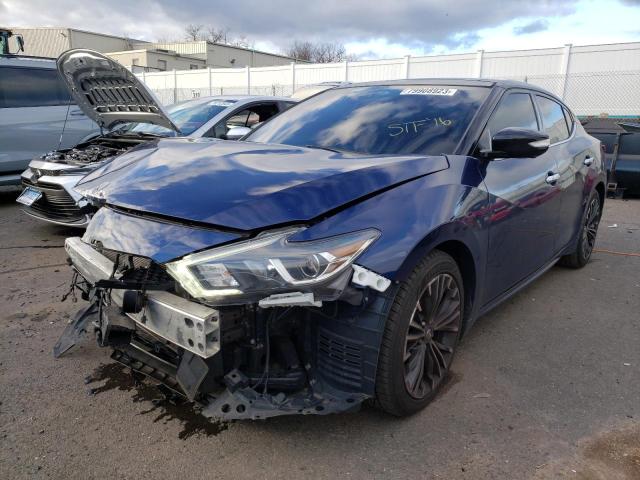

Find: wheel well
[434,240,476,332]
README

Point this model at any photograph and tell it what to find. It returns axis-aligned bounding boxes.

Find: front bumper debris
[59,237,392,420]
[65,237,221,358]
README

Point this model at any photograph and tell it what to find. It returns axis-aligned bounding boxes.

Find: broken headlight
[165,228,379,303]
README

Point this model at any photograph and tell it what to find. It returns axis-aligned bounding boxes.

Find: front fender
[292,159,490,300]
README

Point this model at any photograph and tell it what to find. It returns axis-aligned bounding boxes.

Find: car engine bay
[40,136,147,167]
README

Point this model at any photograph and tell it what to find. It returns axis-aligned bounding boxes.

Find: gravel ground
[0,190,638,480]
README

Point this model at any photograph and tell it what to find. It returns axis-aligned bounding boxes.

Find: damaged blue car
[58,60,605,420]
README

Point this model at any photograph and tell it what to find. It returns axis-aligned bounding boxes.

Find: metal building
[9,27,302,70]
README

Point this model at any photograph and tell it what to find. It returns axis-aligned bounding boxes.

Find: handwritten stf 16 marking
[388,118,453,137]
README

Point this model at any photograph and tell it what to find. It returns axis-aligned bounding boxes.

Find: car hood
[57,49,180,133]
[76,138,449,231]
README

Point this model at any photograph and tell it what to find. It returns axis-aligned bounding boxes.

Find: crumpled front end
[58,207,393,420]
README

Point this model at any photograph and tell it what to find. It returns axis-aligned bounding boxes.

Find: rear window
[247,85,489,156]
[0,66,72,108]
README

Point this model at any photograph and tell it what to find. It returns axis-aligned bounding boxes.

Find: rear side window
[619,133,640,156]
[536,95,570,144]
[487,92,539,136]
[591,133,617,154]
[0,67,71,108]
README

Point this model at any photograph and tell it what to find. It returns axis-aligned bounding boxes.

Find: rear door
[0,65,97,174]
[534,95,594,250]
[479,90,562,303]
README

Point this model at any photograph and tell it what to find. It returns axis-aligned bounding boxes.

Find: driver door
[478,91,562,305]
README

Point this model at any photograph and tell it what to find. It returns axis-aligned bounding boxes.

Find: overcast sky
[3,0,639,59]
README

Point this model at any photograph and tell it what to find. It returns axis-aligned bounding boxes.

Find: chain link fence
[145,70,640,118]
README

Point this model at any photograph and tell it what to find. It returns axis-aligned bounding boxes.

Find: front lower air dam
[55,225,393,421]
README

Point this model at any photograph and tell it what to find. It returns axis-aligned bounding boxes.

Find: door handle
[69,109,85,116]
[583,156,594,166]
[545,172,560,184]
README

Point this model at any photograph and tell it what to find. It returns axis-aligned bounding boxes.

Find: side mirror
[16,35,24,53]
[482,127,550,159]
[225,126,251,140]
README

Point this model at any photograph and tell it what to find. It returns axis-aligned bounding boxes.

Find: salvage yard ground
[0,191,638,480]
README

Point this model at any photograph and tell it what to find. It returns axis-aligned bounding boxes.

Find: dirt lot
[0,191,638,480]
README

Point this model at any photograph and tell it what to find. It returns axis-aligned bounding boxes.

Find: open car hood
[76,138,449,231]
[57,49,180,133]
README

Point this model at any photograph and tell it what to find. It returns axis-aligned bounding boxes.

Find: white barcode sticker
[400,87,458,96]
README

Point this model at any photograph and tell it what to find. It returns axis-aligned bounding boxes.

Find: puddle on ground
[86,362,228,439]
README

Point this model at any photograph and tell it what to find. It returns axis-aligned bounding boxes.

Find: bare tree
[184,24,204,41]
[231,35,250,49]
[286,40,352,63]
[313,42,347,63]
[286,41,315,62]
[206,26,228,43]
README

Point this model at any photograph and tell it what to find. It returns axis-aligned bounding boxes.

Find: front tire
[375,250,463,416]
[560,191,602,269]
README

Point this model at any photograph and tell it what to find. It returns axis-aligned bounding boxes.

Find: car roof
[334,77,567,105]
[172,95,295,107]
[347,77,565,92]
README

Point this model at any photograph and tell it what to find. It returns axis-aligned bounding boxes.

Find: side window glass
[0,67,70,108]
[487,93,538,136]
[477,93,538,152]
[536,95,570,144]
[226,110,250,129]
[209,104,283,138]
[246,111,261,127]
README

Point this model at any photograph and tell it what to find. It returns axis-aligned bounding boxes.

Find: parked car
[58,78,605,421]
[581,117,640,196]
[0,55,99,185]
[17,49,295,227]
[290,81,351,100]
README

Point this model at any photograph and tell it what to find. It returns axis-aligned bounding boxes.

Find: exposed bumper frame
[64,237,221,358]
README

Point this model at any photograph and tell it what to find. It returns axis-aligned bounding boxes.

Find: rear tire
[560,191,602,269]
[374,250,463,417]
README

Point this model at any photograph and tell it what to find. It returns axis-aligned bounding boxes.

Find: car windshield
[125,98,237,136]
[247,85,489,155]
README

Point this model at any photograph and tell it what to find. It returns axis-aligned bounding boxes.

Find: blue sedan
[59,79,605,420]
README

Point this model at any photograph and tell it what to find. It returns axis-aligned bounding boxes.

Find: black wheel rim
[581,197,601,259]
[403,273,461,399]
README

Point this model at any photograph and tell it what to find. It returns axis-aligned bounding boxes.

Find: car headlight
[165,227,379,303]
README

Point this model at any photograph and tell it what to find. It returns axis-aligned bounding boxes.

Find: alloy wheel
[581,197,601,259]
[403,273,462,399]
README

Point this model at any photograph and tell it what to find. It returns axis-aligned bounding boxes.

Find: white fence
[136,42,640,117]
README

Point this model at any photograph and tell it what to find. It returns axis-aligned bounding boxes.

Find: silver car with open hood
[17,49,295,227]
